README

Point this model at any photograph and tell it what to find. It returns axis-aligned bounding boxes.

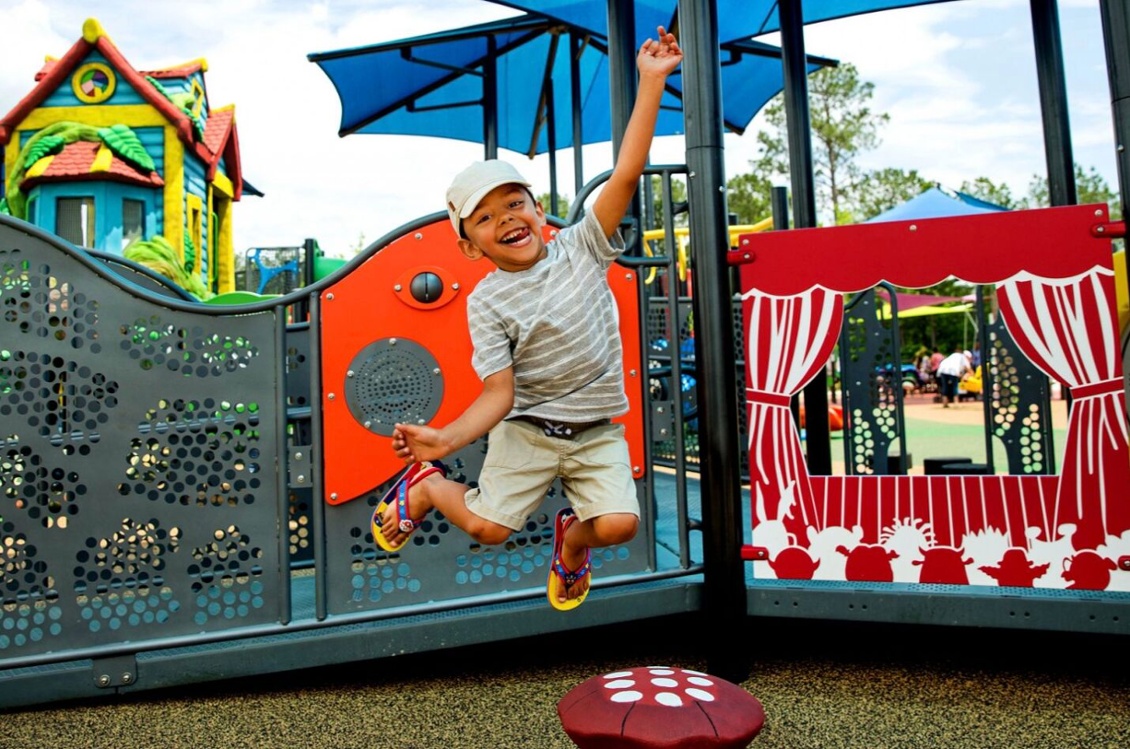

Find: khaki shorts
[464,419,639,531]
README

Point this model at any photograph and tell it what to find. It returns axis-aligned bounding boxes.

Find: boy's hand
[638,25,682,79]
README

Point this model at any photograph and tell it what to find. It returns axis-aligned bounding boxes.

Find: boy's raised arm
[592,26,683,238]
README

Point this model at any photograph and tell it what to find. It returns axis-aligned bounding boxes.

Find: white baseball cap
[445,160,531,235]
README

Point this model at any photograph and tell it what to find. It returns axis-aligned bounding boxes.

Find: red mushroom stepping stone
[558,666,765,748]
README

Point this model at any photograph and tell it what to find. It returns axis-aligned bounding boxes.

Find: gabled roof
[0,18,243,199]
[143,59,208,79]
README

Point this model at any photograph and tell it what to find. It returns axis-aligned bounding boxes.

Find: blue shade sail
[484,0,958,43]
[308,14,834,157]
[867,187,1007,223]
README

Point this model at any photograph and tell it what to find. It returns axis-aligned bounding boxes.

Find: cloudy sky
[0,0,1115,258]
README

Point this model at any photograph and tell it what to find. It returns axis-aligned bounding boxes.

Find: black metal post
[607,0,637,159]
[607,0,642,252]
[484,36,499,159]
[779,1,832,473]
[571,31,585,198]
[547,78,559,214]
[1030,0,1077,206]
[1101,0,1130,225]
[680,0,748,682]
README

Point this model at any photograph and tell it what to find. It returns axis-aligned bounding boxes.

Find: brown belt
[511,415,611,439]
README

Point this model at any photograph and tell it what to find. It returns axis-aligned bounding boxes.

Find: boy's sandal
[371,461,447,553]
[547,507,591,611]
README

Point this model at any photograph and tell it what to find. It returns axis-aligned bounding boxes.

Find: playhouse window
[56,197,95,248]
[122,198,144,249]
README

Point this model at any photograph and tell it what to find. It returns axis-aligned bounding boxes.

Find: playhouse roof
[0,18,244,199]
[20,140,165,190]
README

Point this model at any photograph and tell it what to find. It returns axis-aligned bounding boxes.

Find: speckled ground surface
[5,616,1127,749]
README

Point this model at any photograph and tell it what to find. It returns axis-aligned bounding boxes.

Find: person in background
[936,346,972,408]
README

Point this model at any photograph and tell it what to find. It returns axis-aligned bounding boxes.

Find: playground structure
[0,19,250,299]
[1,0,1129,709]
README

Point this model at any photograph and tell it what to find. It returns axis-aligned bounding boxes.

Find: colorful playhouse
[0,18,248,297]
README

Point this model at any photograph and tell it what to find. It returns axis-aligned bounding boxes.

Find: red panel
[320,218,645,505]
[730,203,1110,294]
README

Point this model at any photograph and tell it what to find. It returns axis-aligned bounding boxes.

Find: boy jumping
[376,26,683,610]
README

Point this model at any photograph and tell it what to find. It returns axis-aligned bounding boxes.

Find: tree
[852,167,934,221]
[726,171,774,225]
[536,191,571,220]
[958,177,1019,209]
[1025,164,1119,217]
[643,175,689,230]
[751,62,889,225]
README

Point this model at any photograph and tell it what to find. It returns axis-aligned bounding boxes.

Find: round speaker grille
[344,338,443,436]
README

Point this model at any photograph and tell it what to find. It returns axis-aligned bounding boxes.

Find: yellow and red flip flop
[371,461,446,553]
[547,507,591,611]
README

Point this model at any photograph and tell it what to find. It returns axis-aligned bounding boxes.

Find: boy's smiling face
[457,183,547,272]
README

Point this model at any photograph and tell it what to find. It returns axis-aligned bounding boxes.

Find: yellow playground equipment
[1116,248,1128,333]
[642,216,774,284]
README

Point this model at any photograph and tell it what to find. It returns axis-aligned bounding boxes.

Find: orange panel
[320,219,646,504]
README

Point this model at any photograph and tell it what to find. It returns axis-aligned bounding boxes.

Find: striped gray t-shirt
[467,210,628,422]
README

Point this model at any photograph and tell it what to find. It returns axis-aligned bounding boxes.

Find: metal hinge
[650,401,676,442]
[288,445,313,489]
[92,654,137,689]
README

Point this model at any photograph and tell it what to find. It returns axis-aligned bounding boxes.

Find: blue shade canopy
[484,0,959,44]
[308,14,834,158]
[867,187,1007,223]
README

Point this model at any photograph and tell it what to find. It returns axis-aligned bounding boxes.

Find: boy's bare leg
[558,512,639,603]
[379,473,511,548]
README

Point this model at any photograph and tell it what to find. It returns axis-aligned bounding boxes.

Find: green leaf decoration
[22,135,65,170]
[170,92,194,110]
[146,75,173,102]
[0,197,9,216]
[183,233,196,273]
[98,124,156,172]
[125,235,212,301]
[5,122,103,220]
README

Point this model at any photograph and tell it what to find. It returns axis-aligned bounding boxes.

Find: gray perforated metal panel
[0,220,287,660]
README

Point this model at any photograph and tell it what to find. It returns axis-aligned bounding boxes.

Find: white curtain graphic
[744,286,843,534]
[997,267,1130,550]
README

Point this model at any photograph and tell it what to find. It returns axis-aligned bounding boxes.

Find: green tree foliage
[958,176,1019,209]
[726,171,773,224]
[644,174,688,230]
[536,191,570,220]
[1025,164,1119,217]
[852,167,934,221]
[752,63,889,225]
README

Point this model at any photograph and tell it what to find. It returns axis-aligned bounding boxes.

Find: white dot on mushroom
[610,690,643,703]
[604,679,635,689]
